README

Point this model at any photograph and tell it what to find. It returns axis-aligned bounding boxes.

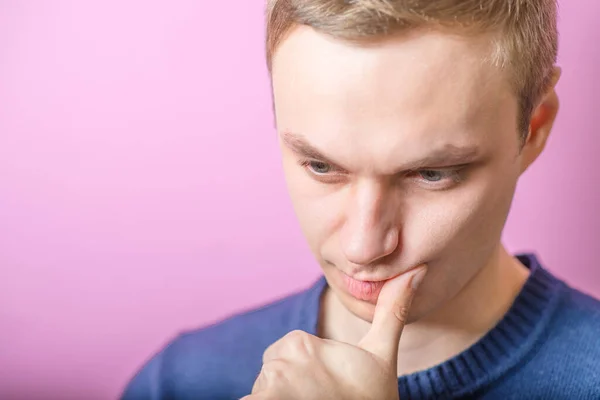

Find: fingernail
[411,266,428,290]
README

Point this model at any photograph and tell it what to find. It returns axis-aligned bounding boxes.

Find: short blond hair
[266,0,558,136]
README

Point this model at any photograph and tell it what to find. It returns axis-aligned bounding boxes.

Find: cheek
[403,194,483,258]
[403,178,514,260]
[282,158,343,247]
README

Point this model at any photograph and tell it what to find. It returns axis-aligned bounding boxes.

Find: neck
[320,244,530,375]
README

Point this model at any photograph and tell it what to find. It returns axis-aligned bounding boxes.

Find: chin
[345,297,378,323]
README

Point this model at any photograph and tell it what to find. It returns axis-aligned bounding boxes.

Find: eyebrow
[281,131,339,166]
[280,131,481,173]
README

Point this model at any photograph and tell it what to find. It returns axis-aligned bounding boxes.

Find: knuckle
[284,330,313,356]
[285,329,306,341]
[262,341,280,363]
[262,347,273,364]
[253,365,274,393]
[261,359,288,382]
[393,305,410,324]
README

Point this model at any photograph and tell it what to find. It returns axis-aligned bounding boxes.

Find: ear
[520,66,562,174]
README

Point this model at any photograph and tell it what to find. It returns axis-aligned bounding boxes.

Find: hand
[241,265,427,400]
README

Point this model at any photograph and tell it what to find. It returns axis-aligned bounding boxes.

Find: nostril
[341,225,399,266]
[384,227,400,254]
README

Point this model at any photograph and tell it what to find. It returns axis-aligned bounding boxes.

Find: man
[122,1,600,399]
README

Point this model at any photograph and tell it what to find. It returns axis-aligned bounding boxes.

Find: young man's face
[271,26,532,322]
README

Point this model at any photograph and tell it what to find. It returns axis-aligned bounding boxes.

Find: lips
[341,273,388,303]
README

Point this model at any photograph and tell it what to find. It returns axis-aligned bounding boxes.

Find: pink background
[0,1,598,399]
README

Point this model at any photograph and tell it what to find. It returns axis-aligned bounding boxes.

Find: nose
[340,180,400,266]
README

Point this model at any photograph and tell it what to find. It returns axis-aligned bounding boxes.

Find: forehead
[271,26,518,165]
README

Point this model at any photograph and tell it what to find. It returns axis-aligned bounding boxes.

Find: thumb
[358,265,427,365]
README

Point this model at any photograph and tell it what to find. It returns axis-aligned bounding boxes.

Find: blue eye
[299,159,346,184]
[415,169,464,189]
[419,170,445,182]
[307,161,331,174]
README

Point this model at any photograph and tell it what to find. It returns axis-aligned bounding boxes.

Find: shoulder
[523,284,600,396]
[548,284,600,353]
[120,278,324,400]
[488,279,600,398]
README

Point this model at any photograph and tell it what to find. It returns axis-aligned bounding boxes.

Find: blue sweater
[121,254,600,399]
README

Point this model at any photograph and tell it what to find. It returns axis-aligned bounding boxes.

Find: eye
[306,160,332,175]
[419,170,446,182]
[298,159,346,184]
[412,168,465,189]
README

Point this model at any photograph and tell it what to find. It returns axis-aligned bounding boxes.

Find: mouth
[338,263,426,304]
[341,272,390,304]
